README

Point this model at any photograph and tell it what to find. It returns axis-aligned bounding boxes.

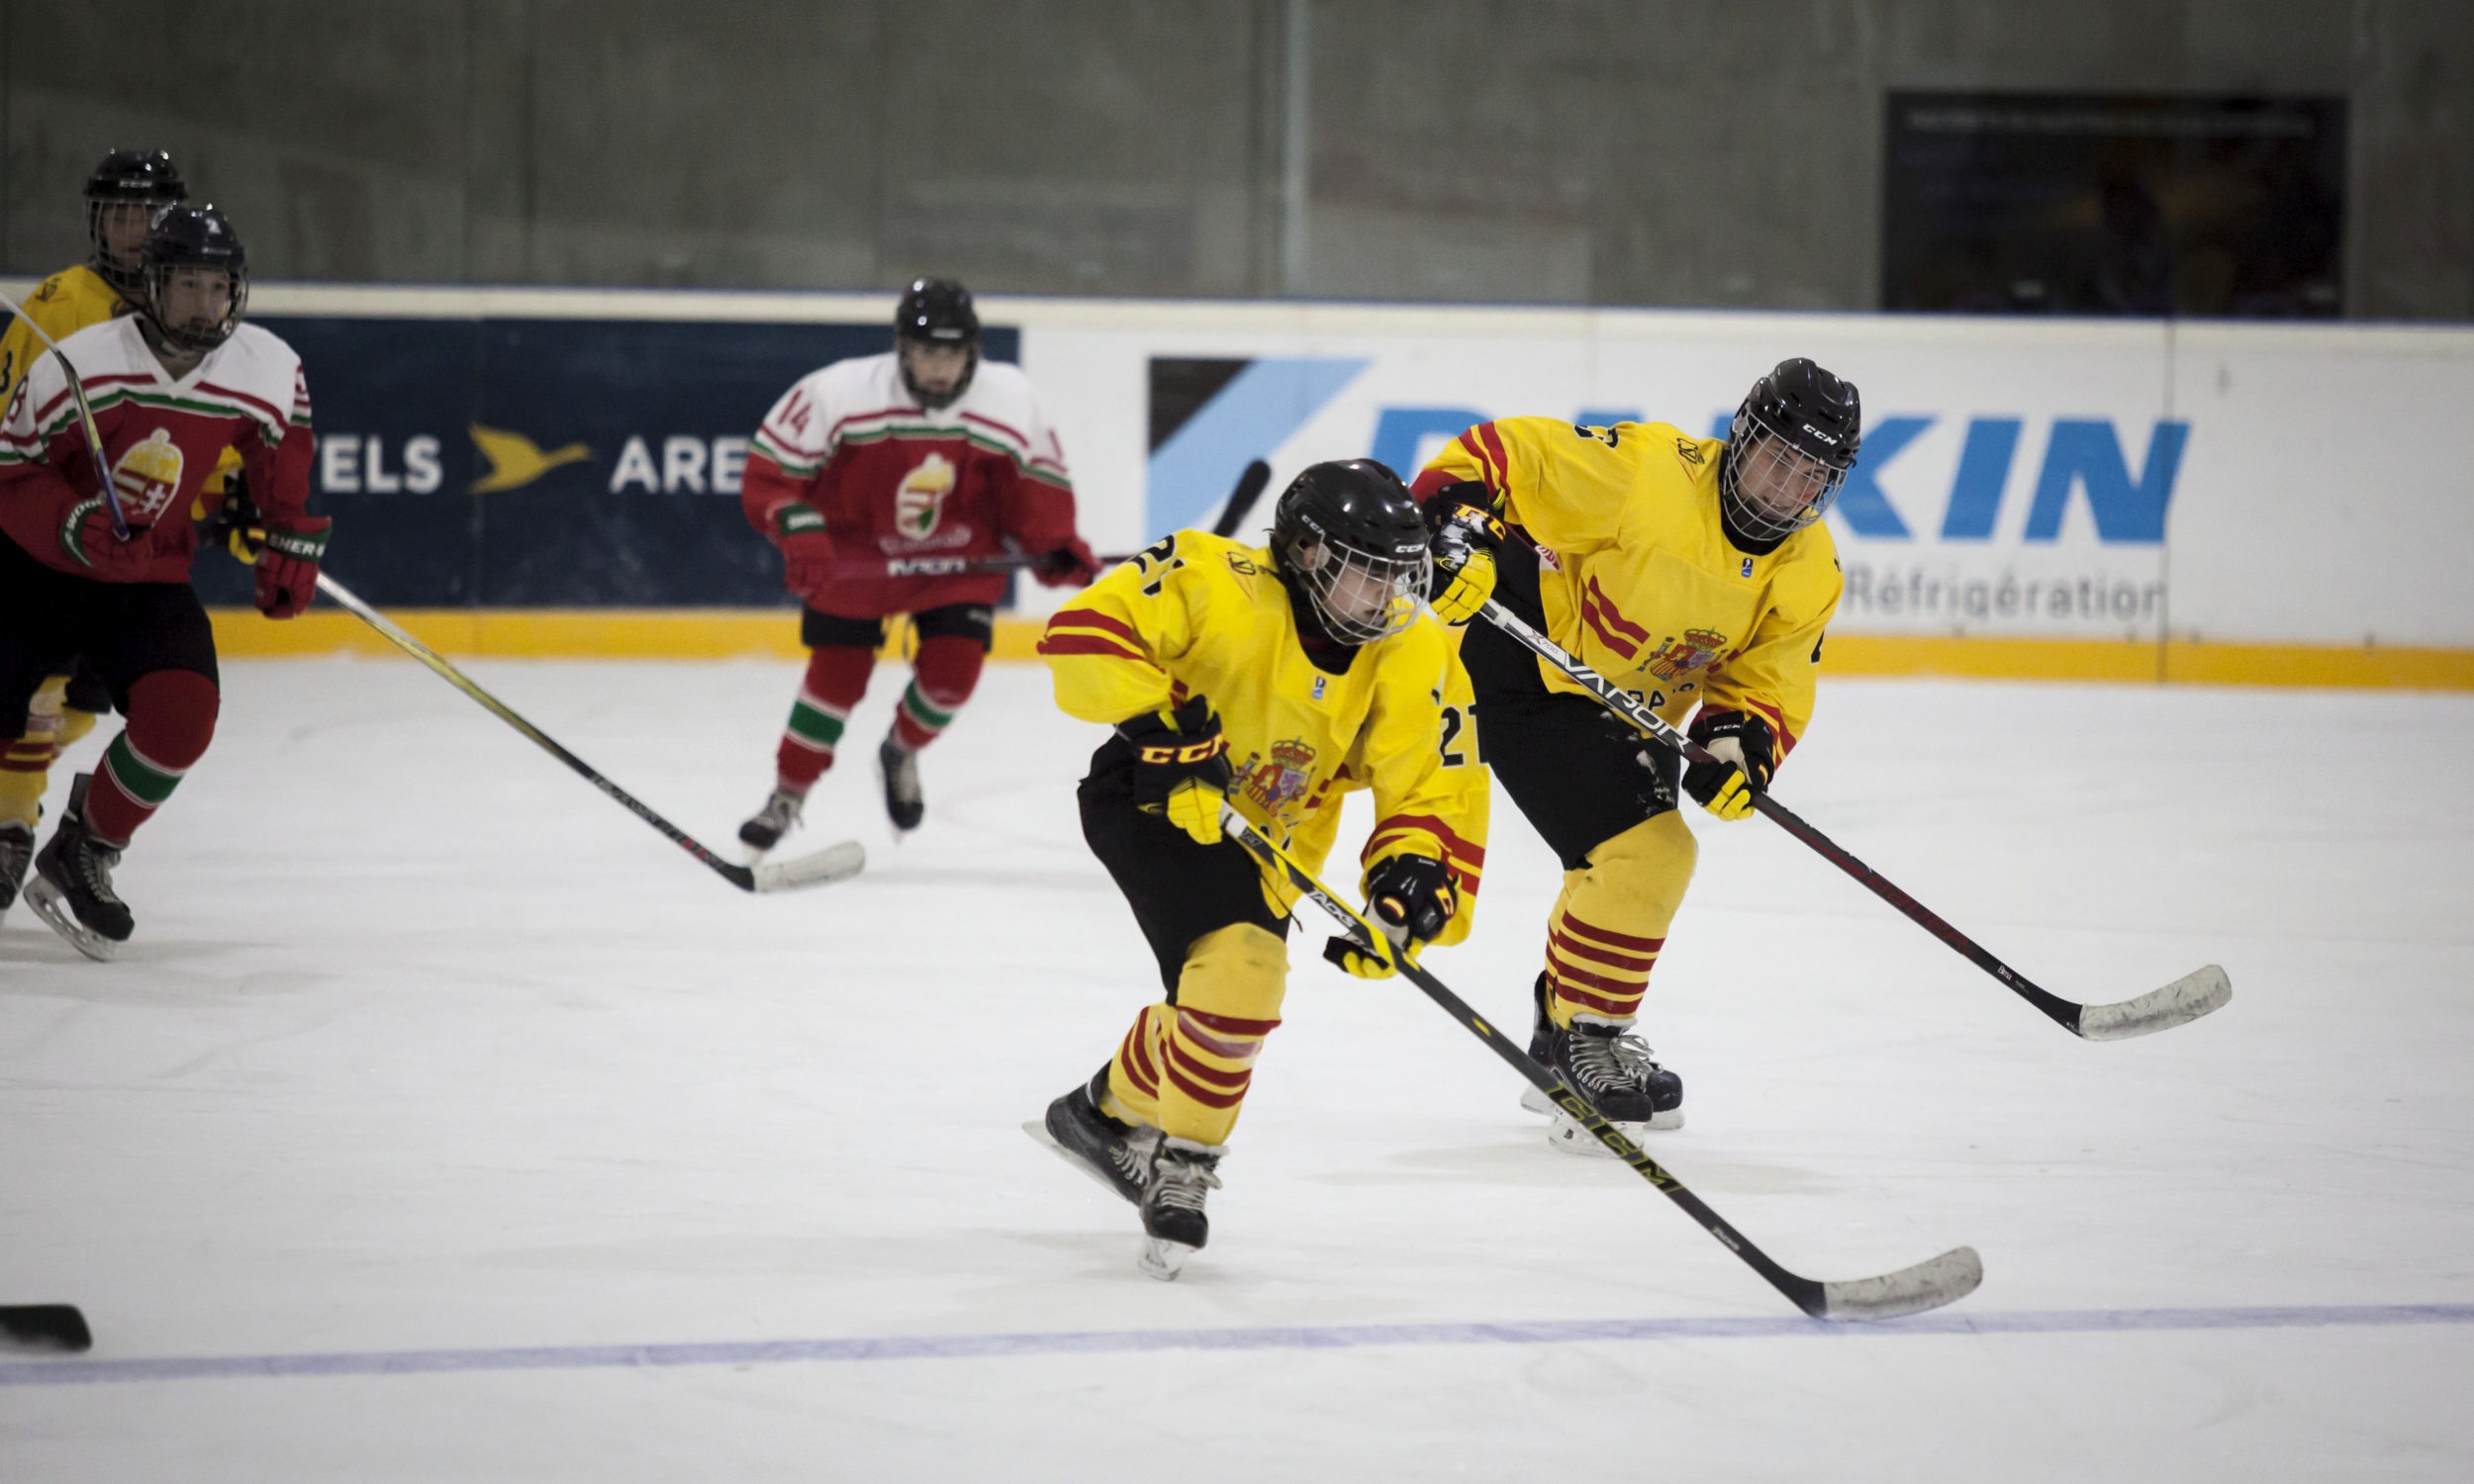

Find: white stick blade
[750,839,866,892]
[1819,1245,1983,1322]
[2074,964,2232,1041]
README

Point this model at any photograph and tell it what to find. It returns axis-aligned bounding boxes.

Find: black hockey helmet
[138,205,248,355]
[1270,460,1432,645]
[893,276,982,409]
[1718,357,1862,547]
[84,147,188,297]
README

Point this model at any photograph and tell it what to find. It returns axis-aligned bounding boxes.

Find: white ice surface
[4,660,2472,1480]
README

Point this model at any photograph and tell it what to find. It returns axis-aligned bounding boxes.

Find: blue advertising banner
[193,319,1020,607]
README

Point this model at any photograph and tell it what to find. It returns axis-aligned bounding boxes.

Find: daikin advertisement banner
[1023,308,2472,649]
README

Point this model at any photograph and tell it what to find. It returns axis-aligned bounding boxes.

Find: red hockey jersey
[0,316,315,584]
[740,350,1077,617]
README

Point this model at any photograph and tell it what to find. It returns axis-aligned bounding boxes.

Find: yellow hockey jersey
[1422,417,1841,757]
[1,265,127,406]
[2,263,239,502]
[1040,530,1488,933]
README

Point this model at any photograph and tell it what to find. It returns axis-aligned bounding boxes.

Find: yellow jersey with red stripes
[1040,529,1488,931]
[1418,417,1840,758]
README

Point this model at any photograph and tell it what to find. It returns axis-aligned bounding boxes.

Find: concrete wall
[5,0,2468,317]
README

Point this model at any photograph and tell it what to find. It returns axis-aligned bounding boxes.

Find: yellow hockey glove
[1122,699,1234,847]
[1424,492,1505,626]
[1160,775,1225,845]
[1681,709,1776,822]
[1323,854,1458,979]
[1429,545,1497,625]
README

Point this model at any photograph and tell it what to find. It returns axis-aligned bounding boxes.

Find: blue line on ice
[6,1303,2471,1388]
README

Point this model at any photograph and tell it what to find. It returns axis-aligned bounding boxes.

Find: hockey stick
[0,1304,91,1353]
[303,571,863,894]
[3,301,133,539]
[829,458,1277,582]
[1218,809,1982,1321]
[1208,458,1275,538]
[1476,599,2231,1040]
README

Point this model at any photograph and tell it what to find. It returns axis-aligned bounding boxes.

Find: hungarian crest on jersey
[1644,626,1729,683]
[112,427,186,524]
[1240,737,1318,815]
[894,452,957,538]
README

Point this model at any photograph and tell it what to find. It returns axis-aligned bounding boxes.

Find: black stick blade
[0,1304,93,1353]
[1817,1247,1984,1322]
[2073,965,2233,1041]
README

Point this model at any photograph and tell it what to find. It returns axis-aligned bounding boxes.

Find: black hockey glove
[1326,853,1458,979]
[208,480,263,564]
[1681,708,1776,822]
[1423,481,1504,625]
[1120,698,1234,846]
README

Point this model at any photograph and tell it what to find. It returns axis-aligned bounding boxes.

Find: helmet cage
[1281,510,1431,645]
[894,278,982,410]
[84,150,188,298]
[897,336,979,411]
[140,208,249,355]
[143,259,248,354]
[1720,401,1853,543]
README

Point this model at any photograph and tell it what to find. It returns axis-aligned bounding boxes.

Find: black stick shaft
[1209,458,1275,538]
[310,572,761,892]
[1476,600,2087,1034]
[1222,814,1832,1317]
[2,300,132,539]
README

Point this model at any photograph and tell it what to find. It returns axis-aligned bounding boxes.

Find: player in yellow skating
[1412,359,1861,1153]
[1033,460,1489,1278]
[0,149,192,923]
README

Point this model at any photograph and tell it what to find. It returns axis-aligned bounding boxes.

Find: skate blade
[1138,1237,1193,1281]
[1546,1106,1681,1155]
[23,878,117,963]
[1022,1119,1140,1205]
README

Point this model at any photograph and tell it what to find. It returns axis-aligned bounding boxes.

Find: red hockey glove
[1682,708,1775,822]
[1326,853,1458,978]
[1032,536,1102,590]
[253,517,331,618]
[56,498,162,579]
[775,504,838,595]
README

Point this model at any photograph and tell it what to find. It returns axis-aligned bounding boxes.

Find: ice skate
[736,786,805,855]
[24,776,132,963]
[1028,1067,1159,1205]
[1523,975,1683,1150]
[1137,1137,1224,1280]
[876,733,924,834]
[0,818,33,922]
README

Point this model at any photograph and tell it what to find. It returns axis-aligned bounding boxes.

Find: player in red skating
[735,278,1097,846]
[0,147,195,919]
[0,205,328,960]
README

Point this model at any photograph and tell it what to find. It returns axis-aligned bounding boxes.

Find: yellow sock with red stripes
[1102,923,1288,1146]
[1,678,98,828]
[1543,811,1696,1028]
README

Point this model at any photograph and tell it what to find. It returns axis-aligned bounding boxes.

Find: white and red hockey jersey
[0,316,315,584]
[740,350,1078,617]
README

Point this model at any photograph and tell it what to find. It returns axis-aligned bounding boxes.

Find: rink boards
[9,280,2468,686]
